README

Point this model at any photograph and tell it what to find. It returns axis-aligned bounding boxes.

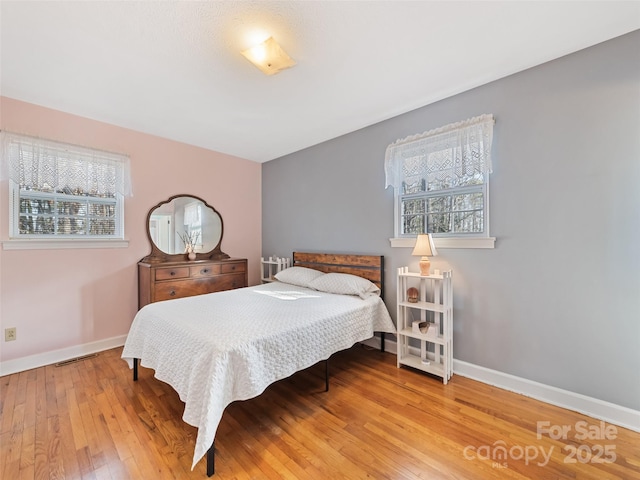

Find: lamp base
[419,257,431,276]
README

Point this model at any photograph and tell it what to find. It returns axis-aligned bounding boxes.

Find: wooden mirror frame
[140,194,229,263]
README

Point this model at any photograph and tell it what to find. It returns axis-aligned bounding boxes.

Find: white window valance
[1,131,132,197]
[384,114,494,191]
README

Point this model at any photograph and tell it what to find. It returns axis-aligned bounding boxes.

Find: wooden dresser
[138,258,248,309]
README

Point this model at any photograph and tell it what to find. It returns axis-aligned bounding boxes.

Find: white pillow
[274,266,325,288]
[308,272,381,299]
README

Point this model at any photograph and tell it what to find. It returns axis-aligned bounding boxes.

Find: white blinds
[384,114,494,191]
[1,131,132,197]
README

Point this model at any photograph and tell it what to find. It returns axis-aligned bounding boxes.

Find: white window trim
[389,236,495,249]
[2,238,129,250]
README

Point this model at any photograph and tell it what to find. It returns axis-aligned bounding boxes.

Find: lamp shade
[412,234,438,257]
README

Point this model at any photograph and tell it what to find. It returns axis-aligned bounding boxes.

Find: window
[2,132,131,241]
[183,201,203,251]
[385,114,494,241]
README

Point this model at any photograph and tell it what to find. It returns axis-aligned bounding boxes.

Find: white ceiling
[2,1,639,163]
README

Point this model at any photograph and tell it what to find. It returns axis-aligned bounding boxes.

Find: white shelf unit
[396,266,453,384]
[260,256,291,283]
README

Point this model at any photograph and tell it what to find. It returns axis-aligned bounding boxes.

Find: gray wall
[262,30,640,410]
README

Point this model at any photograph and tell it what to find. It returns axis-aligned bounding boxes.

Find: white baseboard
[362,335,640,433]
[0,335,127,377]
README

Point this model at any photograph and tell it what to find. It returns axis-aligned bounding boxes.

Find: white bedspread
[121,281,396,469]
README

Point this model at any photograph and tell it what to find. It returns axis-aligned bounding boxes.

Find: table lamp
[412,234,438,276]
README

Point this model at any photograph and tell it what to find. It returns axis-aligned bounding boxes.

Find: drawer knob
[231,266,236,270]
[201,269,209,274]
[170,271,176,276]
[170,290,176,296]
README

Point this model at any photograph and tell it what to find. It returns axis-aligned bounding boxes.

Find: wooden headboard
[292,252,385,299]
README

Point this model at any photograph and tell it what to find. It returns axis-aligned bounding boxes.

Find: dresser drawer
[154,274,246,302]
[213,273,246,292]
[154,279,212,302]
[155,267,190,281]
[190,264,222,278]
[221,262,246,274]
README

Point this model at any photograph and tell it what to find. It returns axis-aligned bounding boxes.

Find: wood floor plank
[5,413,24,463]
[19,463,35,480]
[1,431,21,480]
[75,445,95,479]
[19,423,35,472]
[58,405,82,479]
[33,418,48,480]
[22,372,38,432]
[15,370,29,409]
[47,415,66,480]
[77,399,105,470]
[44,365,59,419]
[34,368,47,425]
[86,399,121,470]
[91,463,111,480]
[1,344,639,479]
[0,372,18,434]
[66,387,88,451]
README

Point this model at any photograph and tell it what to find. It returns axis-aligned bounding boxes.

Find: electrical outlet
[5,327,16,342]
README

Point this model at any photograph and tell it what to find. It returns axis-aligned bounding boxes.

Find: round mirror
[141,194,229,262]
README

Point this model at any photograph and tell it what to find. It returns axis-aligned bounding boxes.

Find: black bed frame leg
[207,441,215,476]
[325,359,329,392]
[133,358,139,381]
[381,333,386,353]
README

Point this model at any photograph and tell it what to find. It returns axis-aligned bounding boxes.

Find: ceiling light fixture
[241,36,296,76]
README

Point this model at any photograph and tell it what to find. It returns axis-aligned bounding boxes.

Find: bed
[121,252,396,475]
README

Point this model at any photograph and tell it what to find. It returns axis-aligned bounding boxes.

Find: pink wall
[0,97,262,364]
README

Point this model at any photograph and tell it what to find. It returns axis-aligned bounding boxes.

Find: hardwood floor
[1,344,639,479]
